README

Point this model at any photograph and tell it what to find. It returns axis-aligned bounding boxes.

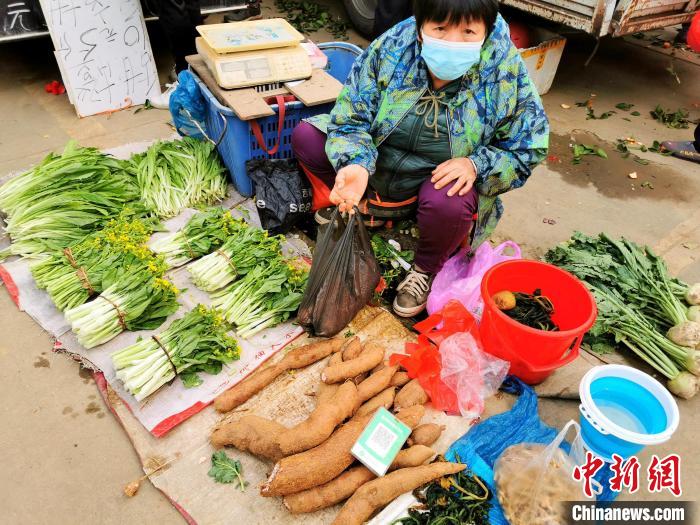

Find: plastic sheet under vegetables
[439,332,509,419]
[494,421,591,525]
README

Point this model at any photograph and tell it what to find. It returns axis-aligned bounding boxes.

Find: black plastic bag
[298,208,381,337]
[247,159,312,235]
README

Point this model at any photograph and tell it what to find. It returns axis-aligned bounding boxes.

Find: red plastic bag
[390,300,485,413]
[440,332,509,418]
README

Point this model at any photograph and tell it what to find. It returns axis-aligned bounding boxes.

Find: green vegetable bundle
[211,258,308,339]
[0,142,143,259]
[111,305,240,400]
[65,259,180,349]
[187,225,283,292]
[30,214,155,311]
[546,232,700,398]
[371,234,415,293]
[129,137,227,218]
[150,208,240,268]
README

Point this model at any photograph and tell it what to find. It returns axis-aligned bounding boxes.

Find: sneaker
[393,267,433,318]
[660,140,700,164]
[148,82,178,110]
[224,3,262,22]
[314,206,386,228]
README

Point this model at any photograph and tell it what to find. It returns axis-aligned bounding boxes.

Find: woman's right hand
[330,164,369,213]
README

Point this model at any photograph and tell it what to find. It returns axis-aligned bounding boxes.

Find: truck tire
[343,0,377,38]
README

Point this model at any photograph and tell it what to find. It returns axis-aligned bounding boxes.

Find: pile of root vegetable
[546,232,700,398]
[210,336,475,524]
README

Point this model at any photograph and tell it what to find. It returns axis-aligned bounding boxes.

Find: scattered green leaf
[208,451,247,489]
[648,140,673,155]
[641,181,655,189]
[615,102,634,111]
[344,330,355,338]
[650,105,691,129]
[631,111,641,116]
[586,107,616,120]
[572,143,607,164]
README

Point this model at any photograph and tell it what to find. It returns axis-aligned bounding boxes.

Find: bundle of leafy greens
[397,462,491,525]
[0,142,143,260]
[111,305,240,400]
[211,257,308,339]
[371,234,415,293]
[150,208,239,268]
[30,214,156,311]
[65,254,180,349]
[129,137,227,218]
[187,224,283,292]
[546,232,700,398]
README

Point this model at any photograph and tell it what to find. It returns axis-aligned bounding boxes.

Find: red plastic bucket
[479,260,597,384]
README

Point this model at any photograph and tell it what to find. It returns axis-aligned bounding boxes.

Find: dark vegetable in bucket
[494,289,559,331]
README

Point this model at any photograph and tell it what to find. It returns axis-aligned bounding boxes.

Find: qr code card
[351,407,411,476]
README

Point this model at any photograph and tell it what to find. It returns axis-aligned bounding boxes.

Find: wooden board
[285,69,343,106]
[186,54,276,120]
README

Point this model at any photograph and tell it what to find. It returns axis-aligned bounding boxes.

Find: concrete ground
[1,2,698,523]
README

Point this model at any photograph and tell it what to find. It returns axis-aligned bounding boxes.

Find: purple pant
[292,122,478,274]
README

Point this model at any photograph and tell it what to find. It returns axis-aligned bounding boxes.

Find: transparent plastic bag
[494,420,592,525]
[439,332,509,419]
[427,241,521,319]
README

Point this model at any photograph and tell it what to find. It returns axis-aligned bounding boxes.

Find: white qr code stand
[351,407,412,477]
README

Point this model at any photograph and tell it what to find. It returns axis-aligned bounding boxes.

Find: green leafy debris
[650,105,692,129]
[571,143,607,164]
[616,102,635,111]
[208,451,247,489]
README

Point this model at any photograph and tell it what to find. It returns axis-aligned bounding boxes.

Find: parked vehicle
[343,0,698,38]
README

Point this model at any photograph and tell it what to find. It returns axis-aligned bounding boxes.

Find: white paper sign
[39,0,159,117]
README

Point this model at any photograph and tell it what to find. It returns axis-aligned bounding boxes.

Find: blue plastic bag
[169,70,208,140]
[446,376,616,524]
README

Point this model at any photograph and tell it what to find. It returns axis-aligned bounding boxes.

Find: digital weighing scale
[195,19,313,89]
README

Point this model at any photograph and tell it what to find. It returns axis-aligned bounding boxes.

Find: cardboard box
[519,27,566,95]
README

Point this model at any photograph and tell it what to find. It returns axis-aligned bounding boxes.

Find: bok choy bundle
[0,142,143,259]
[30,214,155,311]
[111,305,240,400]
[129,138,227,218]
[187,225,283,292]
[211,258,308,339]
[150,208,239,268]
[65,256,180,349]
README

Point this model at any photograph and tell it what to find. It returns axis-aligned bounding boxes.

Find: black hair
[414,0,499,33]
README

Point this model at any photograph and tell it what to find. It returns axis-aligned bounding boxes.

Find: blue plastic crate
[194,42,362,197]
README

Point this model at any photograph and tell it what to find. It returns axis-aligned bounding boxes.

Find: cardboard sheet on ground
[99,305,472,525]
[0,139,312,437]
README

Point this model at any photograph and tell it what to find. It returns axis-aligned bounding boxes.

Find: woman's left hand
[431,157,477,197]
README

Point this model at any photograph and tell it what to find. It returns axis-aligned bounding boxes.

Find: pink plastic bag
[439,332,509,419]
[427,241,521,319]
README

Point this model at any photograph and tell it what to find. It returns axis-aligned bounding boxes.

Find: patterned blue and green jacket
[308,14,549,248]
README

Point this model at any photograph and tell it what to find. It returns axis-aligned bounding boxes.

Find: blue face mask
[420,32,484,81]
